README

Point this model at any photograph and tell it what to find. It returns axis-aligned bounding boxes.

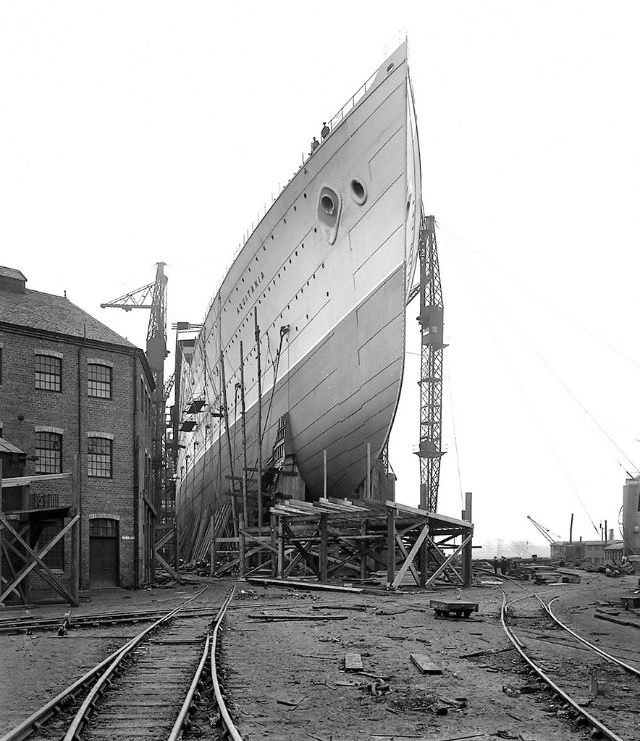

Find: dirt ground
[0,572,638,740]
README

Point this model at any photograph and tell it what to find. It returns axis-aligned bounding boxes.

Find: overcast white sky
[2,1,638,549]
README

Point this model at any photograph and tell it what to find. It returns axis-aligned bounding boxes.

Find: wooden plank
[246,577,363,593]
[248,613,348,621]
[410,653,442,675]
[1,473,71,488]
[344,652,363,671]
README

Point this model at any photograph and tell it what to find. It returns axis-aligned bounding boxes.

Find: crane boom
[527,515,559,544]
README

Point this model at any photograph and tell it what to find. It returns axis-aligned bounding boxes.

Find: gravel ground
[0,572,638,740]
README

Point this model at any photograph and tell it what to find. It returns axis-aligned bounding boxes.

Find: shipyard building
[0,266,155,601]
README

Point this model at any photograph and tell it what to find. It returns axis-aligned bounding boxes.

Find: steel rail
[534,593,640,678]
[61,586,208,741]
[500,590,627,741]
[210,588,243,741]
[166,632,212,741]
[0,607,213,634]
[0,587,209,741]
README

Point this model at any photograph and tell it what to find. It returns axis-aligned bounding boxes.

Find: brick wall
[0,327,154,592]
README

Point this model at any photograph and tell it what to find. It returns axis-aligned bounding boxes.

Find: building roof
[0,436,25,455]
[0,286,135,349]
[604,541,624,550]
[0,266,26,282]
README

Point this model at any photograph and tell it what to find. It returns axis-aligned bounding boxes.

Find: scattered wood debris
[410,653,442,674]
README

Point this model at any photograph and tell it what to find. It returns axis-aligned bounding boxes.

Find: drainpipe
[133,353,140,588]
[76,344,83,589]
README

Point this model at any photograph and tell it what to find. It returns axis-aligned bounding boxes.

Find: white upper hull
[175,42,421,544]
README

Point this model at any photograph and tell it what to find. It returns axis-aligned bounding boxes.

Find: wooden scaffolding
[0,442,80,607]
[209,495,473,590]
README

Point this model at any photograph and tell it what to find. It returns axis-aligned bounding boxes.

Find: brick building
[0,266,155,594]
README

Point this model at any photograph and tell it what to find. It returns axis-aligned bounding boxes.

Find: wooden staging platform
[210,497,474,590]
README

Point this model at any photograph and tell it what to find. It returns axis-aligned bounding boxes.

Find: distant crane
[526,515,562,544]
[412,214,446,512]
[101,262,168,518]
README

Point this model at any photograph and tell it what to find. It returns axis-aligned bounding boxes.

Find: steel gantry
[102,262,168,582]
[415,215,446,512]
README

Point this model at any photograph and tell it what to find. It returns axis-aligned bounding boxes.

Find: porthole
[271,235,274,240]
[350,179,367,205]
[387,62,394,73]
[303,193,307,199]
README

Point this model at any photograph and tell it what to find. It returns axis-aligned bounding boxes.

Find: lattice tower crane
[101,262,168,516]
[412,215,446,512]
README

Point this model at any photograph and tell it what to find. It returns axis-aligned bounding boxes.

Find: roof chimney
[0,266,27,294]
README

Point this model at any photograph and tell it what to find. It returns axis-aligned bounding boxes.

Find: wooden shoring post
[323,449,327,499]
[219,351,238,539]
[366,442,371,499]
[239,341,249,530]
[209,515,216,576]
[277,515,285,578]
[462,491,473,587]
[359,520,367,580]
[386,505,396,587]
[419,533,428,588]
[70,455,80,602]
[254,308,263,543]
[391,521,430,590]
[238,512,246,577]
[319,514,328,582]
[270,513,277,577]
[425,532,472,587]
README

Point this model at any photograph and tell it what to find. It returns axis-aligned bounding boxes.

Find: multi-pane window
[88,363,112,399]
[37,521,64,569]
[88,437,112,478]
[35,432,62,474]
[35,354,62,392]
[90,518,118,538]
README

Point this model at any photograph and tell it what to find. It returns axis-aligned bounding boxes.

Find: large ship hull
[175,43,421,559]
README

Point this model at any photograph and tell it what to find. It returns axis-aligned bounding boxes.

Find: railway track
[0,587,243,741]
[500,586,640,741]
[0,606,220,635]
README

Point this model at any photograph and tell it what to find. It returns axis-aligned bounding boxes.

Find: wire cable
[445,363,465,509]
[446,242,601,535]
[439,222,640,370]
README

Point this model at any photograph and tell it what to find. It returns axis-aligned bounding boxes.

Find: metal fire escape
[415,215,445,512]
[101,262,168,517]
